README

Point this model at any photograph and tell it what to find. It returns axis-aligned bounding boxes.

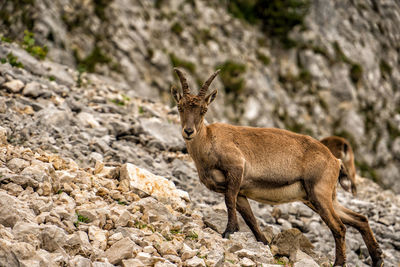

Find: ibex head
[171,68,220,141]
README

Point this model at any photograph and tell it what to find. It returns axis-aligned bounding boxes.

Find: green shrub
[355,160,380,183]
[23,30,48,60]
[311,45,329,58]
[225,0,259,24]
[350,63,363,84]
[224,0,310,45]
[0,36,12,43]
[93,0,112,20]
[75,46,111,73]
[379,59,392,78]
[169,53,196,73]
[76,65,86,87]
[257,0,310,38]
[185,231,198,240]
[256,51,271,65]
[387,121,400,142]
[332,41,351,64]
[1,53,24,68]
[333,42,363,85]
[194,29,214,44]
[299,69,311,84]
[0,0,35,34]
[171,22,183,35]
[109,95,129,106]
[216,60,246,95]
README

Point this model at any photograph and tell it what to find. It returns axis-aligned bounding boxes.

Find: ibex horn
[174,68,190,96]
[198,69,220,98]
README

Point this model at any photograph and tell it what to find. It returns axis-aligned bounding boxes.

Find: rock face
[0,47,399,266]
[0,0,399,193]
[0,2,400,265]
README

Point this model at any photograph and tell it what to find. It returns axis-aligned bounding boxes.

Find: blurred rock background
[1,0,399,191]
[1,0,400,266]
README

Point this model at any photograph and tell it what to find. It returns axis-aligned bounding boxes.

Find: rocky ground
[0,42,399,266]
[1,0,400,193]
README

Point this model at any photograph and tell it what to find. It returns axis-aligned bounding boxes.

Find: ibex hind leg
[305,183,347,266]
[333,200,384,267]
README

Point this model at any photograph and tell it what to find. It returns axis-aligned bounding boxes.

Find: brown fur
[171,69,383,267]
[321,136,357,195]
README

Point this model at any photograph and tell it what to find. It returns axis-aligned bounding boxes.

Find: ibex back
[171,68,383,267]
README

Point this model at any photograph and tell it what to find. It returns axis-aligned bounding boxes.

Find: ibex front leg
[237,195,268,244]
[222,163,244,238]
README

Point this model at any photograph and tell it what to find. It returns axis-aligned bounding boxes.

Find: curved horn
[174,68,190,96]
[198,69,220,98]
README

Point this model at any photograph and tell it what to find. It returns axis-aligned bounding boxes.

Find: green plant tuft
[76,65,86,87]
[171,22,183,35]
[274,257,287,265]
[93,0,112,20]
[299,69,312,84]
[355,160,380,183]
[256,51,271,65]
[134,220,148,229]
[75,213,90,226]
[311,45,329,58]
[170,229,182,235]
[332,41,351,64]
[224,0,310,46]
[1,53,24,68]
[75,46,111,73]
[387,121,400,142]
[0,36,12,43]
[333,42,363,85]
[379,59,392,79]
[23,30,48,60]
[138,106,145,114]
[185,231,198,240]
[350,63,363,84]
[110,99,125,106]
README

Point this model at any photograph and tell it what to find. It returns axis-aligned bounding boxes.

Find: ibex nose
[184,128,194,136]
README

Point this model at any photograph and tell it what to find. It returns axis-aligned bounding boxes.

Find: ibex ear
[171,85,182,103]
[205,89,218,105]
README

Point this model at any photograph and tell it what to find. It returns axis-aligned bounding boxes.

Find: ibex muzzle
[171,68,383,267]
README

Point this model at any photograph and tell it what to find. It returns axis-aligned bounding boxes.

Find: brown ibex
[321,136,357,195]
[171,68,383,267]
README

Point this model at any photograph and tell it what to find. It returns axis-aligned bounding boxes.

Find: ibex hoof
[333,262,346,267]
[373,258,384,267]
[257,236,269,245]
[222,229,238,239]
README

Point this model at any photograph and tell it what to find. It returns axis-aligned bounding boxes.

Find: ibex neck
[185,122,208,156]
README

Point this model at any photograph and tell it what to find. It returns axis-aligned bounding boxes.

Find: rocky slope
[0,42,400,266]
[1,0,400,192]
